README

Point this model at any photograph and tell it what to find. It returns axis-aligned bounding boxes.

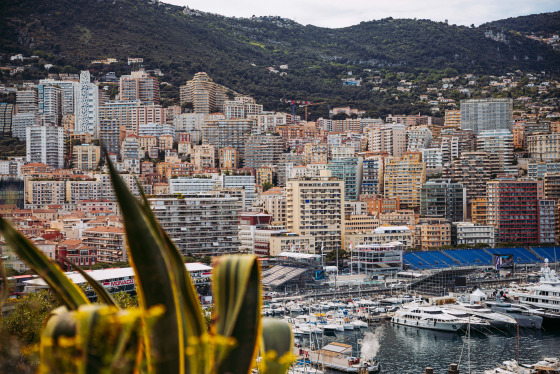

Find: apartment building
[444,109,461,128]
[460,98,513,134]
[119,70,160,103]
[16,89,38,114]
[256,167,273,186]
[73,144,101,171]
[202,119,254,161]
[487,180,543,244]
[527,133,560,161]
[406,126,432,152]
[528,162,560,179]
[26,125,64,169]
[451,222,495,247]
[224,96,263,119]
[149,193,240,256]
[244,134,284,169]
[421,148,443,170]
[420,179,466,222]
[367,124,407,157]
[179,72,228,114]
[12,112,39,141]
[539,200,556,244]
[253,187,286,226]
[476,129,514,169]
[327,157,363,201]
[345,226,413,250]
[433,128,476,165]
[418,221,452,250]
[98,119,123,155]
[286,170,345,251]
[82,226,127,263]
[470,198,488,224]
[75,71,99,136]
[37,83,62,126]
[383,152,426,209]
[361,156,386,196]
[192,144,216,170]
[303,142,328,164]
[219,147,239,169]
[444,152,495,203]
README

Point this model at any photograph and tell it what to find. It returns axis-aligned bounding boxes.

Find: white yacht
[446,302,518,329]
[391,303,467,332]
[442,308,492,329]
[509,259,560,329]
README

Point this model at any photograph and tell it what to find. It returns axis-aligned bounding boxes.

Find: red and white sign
[103,279,134,287]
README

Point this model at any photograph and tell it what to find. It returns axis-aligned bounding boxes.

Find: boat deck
[293,348,375,373]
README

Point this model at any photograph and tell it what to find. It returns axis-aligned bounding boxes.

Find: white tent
[470,288,486,303]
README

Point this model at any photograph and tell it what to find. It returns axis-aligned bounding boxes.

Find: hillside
[1,0,559,116]
[482,11,560,36]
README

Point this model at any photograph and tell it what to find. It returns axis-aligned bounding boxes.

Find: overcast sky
[164,0,558,28]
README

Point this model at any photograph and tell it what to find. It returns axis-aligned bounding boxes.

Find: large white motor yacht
[391,303,468,332]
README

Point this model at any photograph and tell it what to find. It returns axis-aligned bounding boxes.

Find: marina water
[298,323,560,373]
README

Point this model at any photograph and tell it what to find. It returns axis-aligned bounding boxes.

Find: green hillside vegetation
[482,11,560,36]
[1,0,559,117]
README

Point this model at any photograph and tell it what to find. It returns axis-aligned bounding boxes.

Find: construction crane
[281,99,327,123]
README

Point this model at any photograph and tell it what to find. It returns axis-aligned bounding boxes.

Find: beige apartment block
[72,144,100,171]
[193,144,216,170]
[286,170,345,251]
[383,152,426,209]
[419,221,451,250]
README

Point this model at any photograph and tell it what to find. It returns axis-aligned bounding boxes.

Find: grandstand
[261,265,309,290]
[404,246,559,271]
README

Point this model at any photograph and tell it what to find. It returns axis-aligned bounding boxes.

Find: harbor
[290,321,560,373]
[275,260,560,373]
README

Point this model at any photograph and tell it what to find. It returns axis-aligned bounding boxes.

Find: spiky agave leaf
[0,217,89,310]
[106,156,206,373]
[212,255,262,374]
[39,304,163,374]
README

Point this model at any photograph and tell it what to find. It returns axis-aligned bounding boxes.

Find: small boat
[351,319,369,328]
[484,357,560,374]
[348,356,381,373]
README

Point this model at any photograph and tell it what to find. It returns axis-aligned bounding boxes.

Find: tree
[2,291,60,345]
[326,248,348,262]
[262,181,274,192]
[112,291,138,309]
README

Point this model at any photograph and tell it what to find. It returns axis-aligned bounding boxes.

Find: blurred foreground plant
[0,156,293,374]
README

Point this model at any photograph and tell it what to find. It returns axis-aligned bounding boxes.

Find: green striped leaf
[0,216,89,310]
[136,188,208,372]
[107,157,194,373]
[39,304,149,374]
[260,318,294,374]
[212,255,262,374]
[60,256,118,307]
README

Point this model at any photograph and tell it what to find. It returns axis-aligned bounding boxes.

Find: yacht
[441,307,492,330]
[509,259,560,329]
[445,302,518,329]
[483,301,543,329]
[391,303,467,332]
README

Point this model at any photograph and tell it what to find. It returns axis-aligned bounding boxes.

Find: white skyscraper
[76,71,99,137]
[26,126,65,169]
